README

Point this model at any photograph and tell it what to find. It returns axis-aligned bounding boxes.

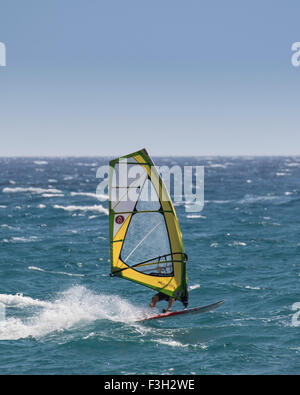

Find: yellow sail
[109,149,188,304]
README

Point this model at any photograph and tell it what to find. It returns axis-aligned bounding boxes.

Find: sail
[108,148,188,304]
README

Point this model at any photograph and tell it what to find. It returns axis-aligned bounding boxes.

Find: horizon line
[0,154,299,158]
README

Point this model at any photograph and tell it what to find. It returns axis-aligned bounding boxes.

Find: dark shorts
[156,292,170,302]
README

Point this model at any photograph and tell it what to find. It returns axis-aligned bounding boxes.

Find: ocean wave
[70,192,108,200]
[41,193,64,198]
[205,193,297,207]
[231,283,262,292]
[204,193,297,206]
[154,338,207,350]
[3,187,62,195]
[0,286,147,340]
[33,161,48,165]
[286,162,300,167]
[238,195,277,204]
[154,339,189,348]
[228,241,247,247]
[238,194,294,205]
[205,199,234,204]
[76,162,98,167]
[189,284,200,291]
[186,214,206,219]
[207,163,228,169]
[53,204,109,215]
[0,293,51,308]
[3,236,38,243]
[28,266,85,277]
[276,172,290,177]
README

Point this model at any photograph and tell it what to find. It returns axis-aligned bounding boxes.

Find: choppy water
[0,156,300,374]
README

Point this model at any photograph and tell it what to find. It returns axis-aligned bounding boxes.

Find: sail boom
[111,256,186,275]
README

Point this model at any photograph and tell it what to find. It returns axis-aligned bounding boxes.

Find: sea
[0,156,299,375]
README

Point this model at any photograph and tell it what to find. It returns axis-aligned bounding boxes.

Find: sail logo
[291,42,300,67]
[0,42,6,67]
[115,215,125,224]
[96,159,204,213]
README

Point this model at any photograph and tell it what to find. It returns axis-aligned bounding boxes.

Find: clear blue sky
[0,0,299,156]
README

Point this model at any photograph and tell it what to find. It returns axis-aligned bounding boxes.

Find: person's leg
[149,294,160,308]
[162,298,175,313]
[167,298,175,312]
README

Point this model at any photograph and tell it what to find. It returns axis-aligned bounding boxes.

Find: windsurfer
[149,284,189,312]
[149,292,175,312]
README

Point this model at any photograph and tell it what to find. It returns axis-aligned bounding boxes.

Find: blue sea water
[0,156,300,375]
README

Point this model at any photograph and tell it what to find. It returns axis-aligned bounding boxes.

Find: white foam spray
[0,286,146,340]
